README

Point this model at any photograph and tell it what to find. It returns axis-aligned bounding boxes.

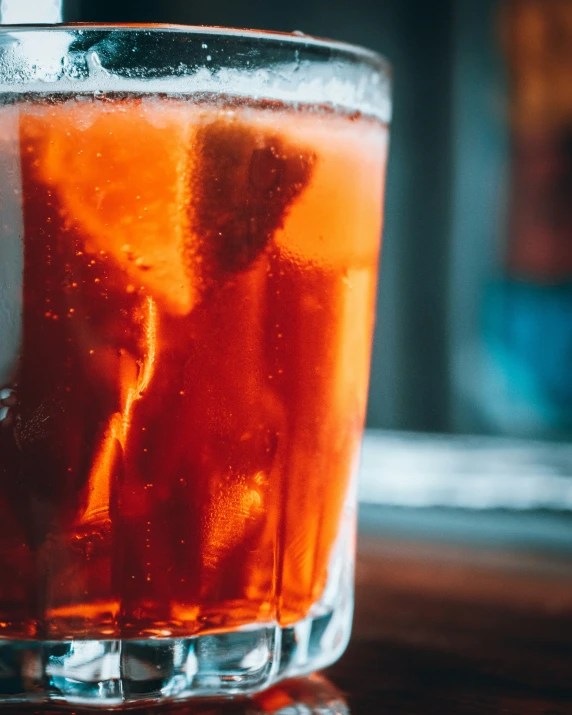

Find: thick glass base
[0,599,352,708]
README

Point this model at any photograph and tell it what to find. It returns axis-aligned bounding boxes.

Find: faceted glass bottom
[0,591,352,708]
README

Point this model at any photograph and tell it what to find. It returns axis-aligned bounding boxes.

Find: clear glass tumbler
[0,24,391,707]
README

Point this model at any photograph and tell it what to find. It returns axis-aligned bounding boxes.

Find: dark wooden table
[331,528,572,714]
[4,509,572,714]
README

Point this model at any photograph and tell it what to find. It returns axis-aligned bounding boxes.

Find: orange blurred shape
[28,102,197,314]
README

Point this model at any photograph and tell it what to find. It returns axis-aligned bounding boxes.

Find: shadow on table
[0,675,349,714]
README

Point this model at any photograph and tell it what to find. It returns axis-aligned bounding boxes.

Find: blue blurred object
[481,281,572,436]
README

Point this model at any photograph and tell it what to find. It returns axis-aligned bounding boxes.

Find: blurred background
[3,0,572,539]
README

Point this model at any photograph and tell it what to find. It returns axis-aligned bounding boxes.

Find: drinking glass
[0,24,391,707]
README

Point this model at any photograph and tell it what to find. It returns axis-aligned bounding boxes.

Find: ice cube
[188,118,316,281]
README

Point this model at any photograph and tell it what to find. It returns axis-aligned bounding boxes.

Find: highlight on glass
[0,24,391,707]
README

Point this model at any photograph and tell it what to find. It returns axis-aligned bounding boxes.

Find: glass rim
[0,23,392,122]
[0,22,391,76]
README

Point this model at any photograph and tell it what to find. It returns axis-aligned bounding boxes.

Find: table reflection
[0,675,349,714]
